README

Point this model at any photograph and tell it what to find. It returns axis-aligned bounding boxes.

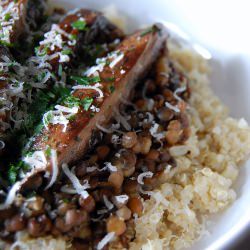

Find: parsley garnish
[35,46,49,57]
[108,84,115,93]
[69,34,77,40]
[4,13,11,22]
[63,95,93,111]
[62,198,69,203]
[62,49,72,55]
[70,75,100,85]
[81,97,93,111]
[8,161,30,184]
[103,77,115,82]
[63,95,80,108]
[45,147,52,157]
[71,20,87,31]
[8,165,18,184]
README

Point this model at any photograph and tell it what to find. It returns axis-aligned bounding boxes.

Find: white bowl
[53,1,250,249]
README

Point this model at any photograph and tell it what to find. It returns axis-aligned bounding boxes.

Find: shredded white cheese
[173,86,186,102]
[62,164,90,199]
[45,149,58,189]
[165,101,180,113]
[23,151,47,169]
[114,194,129,204]
[97,232,115,250]
[103,162,117,172]
[43,105,78,132]
[137,171,154,185]
[149,123,165,140]
[0,181,21,210]
[103,195,114,210]
[109,52,124,68]
[84,50,124,76]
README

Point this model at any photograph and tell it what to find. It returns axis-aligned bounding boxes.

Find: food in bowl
[0,1,249,249]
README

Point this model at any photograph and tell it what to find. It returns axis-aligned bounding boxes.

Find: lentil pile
[0,50,191,249]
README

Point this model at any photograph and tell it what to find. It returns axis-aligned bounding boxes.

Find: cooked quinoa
[129,40,250,250]
[1,3,250,250]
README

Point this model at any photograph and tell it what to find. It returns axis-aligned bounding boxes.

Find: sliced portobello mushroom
[0,8,124,139]
[19,24,168,190]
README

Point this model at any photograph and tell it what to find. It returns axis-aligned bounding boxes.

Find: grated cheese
[23,151,47,169]
[173,86,186,102]
[43,105,78,132]
[97,232,115,250]
[103,195,114,210]
[109,52,124,68]
[113,108,131,131]
[103,162,117,172]
[165,101,180,113]
[149,123,165,140]
[0,181,21,210]
[137,171,154,185]
[62,164,90,199]
[114,194,129,204]
[90,105,100,113]
[45,149,58,189]
[84,50,124,76]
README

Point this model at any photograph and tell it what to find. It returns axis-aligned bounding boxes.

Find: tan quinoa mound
[3,39,250,250]
[128,40,250,250]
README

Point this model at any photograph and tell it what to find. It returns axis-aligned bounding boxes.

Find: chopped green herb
[70,75,100,85]
[8,165,18,184]
[33,122,44,135]
[37,72,46,82]
[68,115,76,121]
[108,84,115,93]
[0,40,14,47]
[4,13,11,22]
[62,198,69,203]
[42,135,49,142]
[35,46,49,57]
[103,77,115,82]
[71,20,87,31]
[8,161,30,184]
[81,97,93,111]
[45,147,51,157]
[69,34,77,40]
[14,0,18,3]
[63,95,80,108]
[62,49,72,55]
[70,76,89,85]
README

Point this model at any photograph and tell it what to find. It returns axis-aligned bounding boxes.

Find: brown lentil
[116,206,132,221]
[106,215,126,236]
[96,145,110,160]
[122,132,137,149]
[5,214,26,232]
[127,197,143,216]
[79,195,96,213]
[108,171,124,189]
